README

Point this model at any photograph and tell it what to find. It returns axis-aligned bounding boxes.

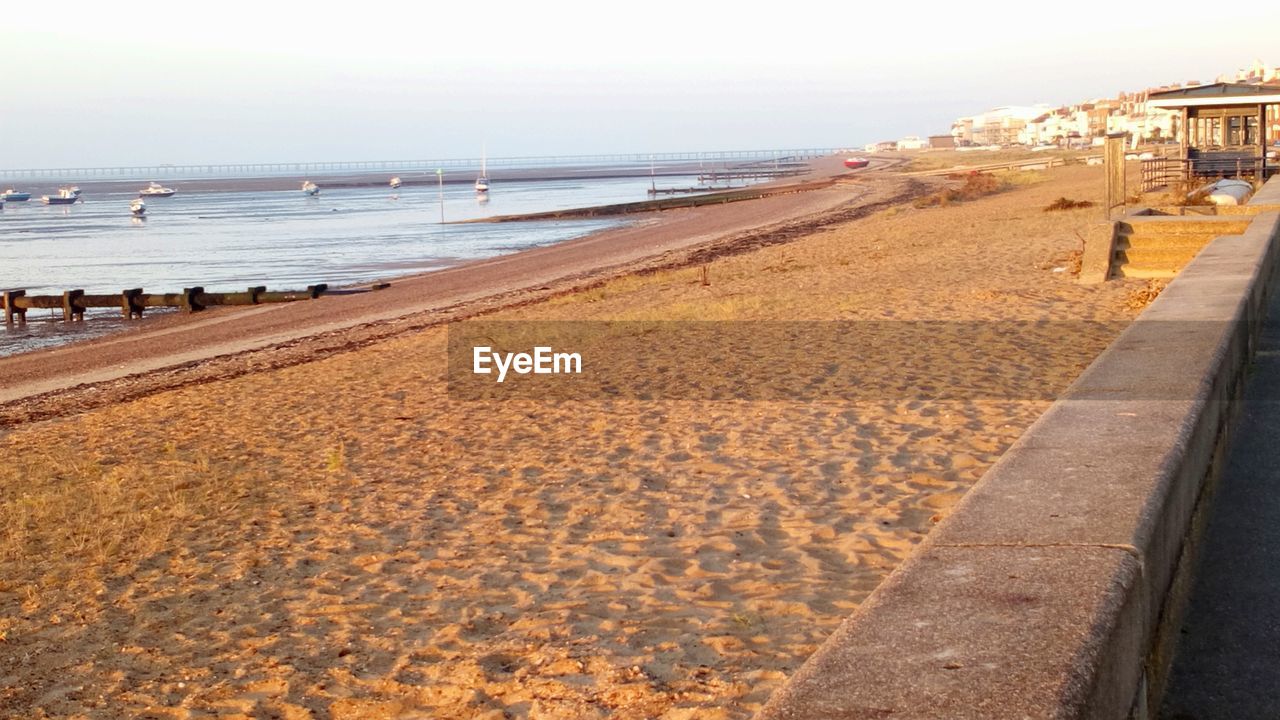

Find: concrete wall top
[1248,176,1280,208]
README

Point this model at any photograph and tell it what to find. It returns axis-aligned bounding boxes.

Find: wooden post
[248,285,266,304]
[306,283,328,299]
[1261,103,1268,179]
[121,288,144,319]
[2,289,25,325]
[1104,132,1127,219]
[62,289,85,322]
[180,286,205,313]
[1180,106,1189,160]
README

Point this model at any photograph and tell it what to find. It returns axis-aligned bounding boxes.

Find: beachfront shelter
[1143,83,1280,189]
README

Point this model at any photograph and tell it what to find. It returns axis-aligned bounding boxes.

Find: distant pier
[0,148,840,182]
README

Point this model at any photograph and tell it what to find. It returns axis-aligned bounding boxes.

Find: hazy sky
[3,1,1278,168]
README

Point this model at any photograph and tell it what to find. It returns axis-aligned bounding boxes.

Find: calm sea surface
[0,174,709,356]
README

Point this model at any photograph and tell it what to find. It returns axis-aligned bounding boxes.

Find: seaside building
[928,135,955,149]
[895,136,929,151]
[1142,82,1280,189]
[947,62,1278,150]
[1216,59,1280,85]
[950,105,1051,147]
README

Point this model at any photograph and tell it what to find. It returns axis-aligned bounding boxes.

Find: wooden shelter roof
[1148,83,1280,108]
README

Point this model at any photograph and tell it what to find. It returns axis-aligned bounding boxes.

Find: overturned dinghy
[1204,178,1254,206]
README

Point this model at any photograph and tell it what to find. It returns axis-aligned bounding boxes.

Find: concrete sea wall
[758,199,1280,717]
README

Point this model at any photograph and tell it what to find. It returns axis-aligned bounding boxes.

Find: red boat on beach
[843,157,870,169]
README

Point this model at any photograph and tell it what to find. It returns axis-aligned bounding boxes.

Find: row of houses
[948,60,1280,149]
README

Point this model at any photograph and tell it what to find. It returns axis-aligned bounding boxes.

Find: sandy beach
[0,160,1146,718]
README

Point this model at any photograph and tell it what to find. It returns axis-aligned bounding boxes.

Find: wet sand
[0,163,1142,718]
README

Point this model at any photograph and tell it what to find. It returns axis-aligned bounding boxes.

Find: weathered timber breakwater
[2,284,390,325]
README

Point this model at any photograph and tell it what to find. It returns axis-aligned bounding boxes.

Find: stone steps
[1111,217,1254,277]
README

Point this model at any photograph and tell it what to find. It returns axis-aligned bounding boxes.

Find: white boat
[42,187,80,205]
[302,180,320,196]
[389,176,402,189]
[130,199,146,217]
[139,181,175,197]
[475,145,490,193]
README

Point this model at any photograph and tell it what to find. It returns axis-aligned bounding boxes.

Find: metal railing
[1140,156,1268,192]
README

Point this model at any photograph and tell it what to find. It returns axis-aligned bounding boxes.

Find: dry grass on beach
[1,164,1141,719]
[899,147,1094,173]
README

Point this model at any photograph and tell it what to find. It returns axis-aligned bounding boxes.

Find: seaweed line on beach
[0,178,932,430]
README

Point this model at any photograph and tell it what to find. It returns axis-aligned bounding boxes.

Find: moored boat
[139,182,176,197]
[389,176,402,189]
[131,199,147,217]
[1,188,31,202]
[843,157,870,169]
[475,145,490,194]
[42,187,80,205]
[302,180,320,196]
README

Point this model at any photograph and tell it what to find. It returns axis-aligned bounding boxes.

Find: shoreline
[0,163,927,424]
[455,178,841,223]
[0,156,864,357]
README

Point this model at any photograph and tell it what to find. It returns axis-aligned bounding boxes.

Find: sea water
[0,175,705,356]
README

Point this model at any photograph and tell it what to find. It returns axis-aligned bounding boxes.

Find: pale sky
[2,1,1278,168]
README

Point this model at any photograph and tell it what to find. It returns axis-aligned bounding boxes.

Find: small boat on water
[389,176,402,189]
[42,187,80,205]
[1,188,31,202]
[139,181,175,197]
[475,145,490,194]
[843,157,870,169]
[130,199,146,217]
[302,180,320,196]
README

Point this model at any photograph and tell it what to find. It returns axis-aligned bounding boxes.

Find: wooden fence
[1140,156,1269,192]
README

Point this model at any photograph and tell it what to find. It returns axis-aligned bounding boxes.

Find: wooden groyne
[695,169,805,183]
[646,185,748,195]
[2,282,390,324]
